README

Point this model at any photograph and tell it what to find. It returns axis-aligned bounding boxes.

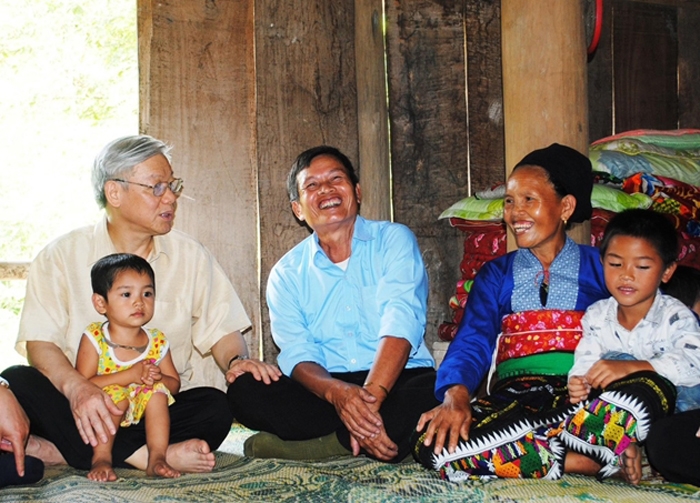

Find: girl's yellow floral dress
[83,321,175,427]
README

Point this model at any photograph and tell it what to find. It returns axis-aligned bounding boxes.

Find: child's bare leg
[563,451,601,476]
[144,393,180,478]
[88,400,128,482]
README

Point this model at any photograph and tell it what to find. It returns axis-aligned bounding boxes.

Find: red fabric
[590,208,616,247]
[438,322,459,342]
[496,310,584,365]
[452,307,464,326]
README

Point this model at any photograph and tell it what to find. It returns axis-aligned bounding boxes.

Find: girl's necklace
[103,337,148,353]
[101,322,149,353]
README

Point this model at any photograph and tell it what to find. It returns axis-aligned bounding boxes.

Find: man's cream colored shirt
[17,217,251,391]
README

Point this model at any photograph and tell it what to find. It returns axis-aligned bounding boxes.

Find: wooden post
[255,0,358,361]
[501,0,590,249]
[138,1,262,358]
[355,0,391,221]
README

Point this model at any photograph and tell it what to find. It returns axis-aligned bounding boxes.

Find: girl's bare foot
[619,444,642,485]
[88,459,118,482]
[147,455,181,478]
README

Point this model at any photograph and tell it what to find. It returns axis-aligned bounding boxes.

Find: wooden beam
[0,262,29,281]
[355,0,391,221]
[501,0,590,249]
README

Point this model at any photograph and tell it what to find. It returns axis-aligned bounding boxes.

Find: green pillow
[438,196,504,221]
[439,184,651,222]
[591,184,652,212]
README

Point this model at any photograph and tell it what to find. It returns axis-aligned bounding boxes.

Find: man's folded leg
[228,373,351,460]
[228,372,341,440]
[3,365,233,469]
[112,387,233,467]
[2,365,93,470]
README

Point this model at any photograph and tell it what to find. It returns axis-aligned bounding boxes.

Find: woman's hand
[568,375,590,403]
[416,384,472,455]
[225,358,282,385]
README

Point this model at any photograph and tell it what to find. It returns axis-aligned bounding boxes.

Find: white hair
[92,135,172,208]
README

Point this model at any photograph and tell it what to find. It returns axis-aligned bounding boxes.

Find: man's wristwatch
[0,376,10,389]
[228,354,248,369]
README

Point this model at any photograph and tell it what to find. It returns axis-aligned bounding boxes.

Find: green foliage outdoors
[0,0,137,368]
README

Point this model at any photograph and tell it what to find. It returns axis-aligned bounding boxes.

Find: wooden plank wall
[254,1,359,361]
[139,0,699,363]
[385,0,503,348]
[138,0,501,360]
[588,0,700,138]
[614,2,679,131]
[138,1,263,356]
[677,4,700,128]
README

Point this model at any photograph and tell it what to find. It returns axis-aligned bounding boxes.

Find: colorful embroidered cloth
[496,310,584,366]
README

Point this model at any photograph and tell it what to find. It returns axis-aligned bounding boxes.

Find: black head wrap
[514,143,593,223]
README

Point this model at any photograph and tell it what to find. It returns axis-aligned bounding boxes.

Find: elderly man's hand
[416,384,472,455]
[345,386,399,461]
[0,387,30,476]
[226,359,282,385]
[326,381,383,443]
[66,379,122,447]
[350,426,399,461]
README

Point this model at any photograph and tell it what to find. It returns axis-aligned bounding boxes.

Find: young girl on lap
[76,253,181,481]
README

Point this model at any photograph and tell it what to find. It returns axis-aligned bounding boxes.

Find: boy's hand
[585,360,653,389]
[568,375,590,403]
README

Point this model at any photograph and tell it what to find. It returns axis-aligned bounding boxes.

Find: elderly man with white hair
[1,135,280,474]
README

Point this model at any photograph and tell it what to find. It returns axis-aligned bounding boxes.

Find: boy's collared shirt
[571,291,700,387]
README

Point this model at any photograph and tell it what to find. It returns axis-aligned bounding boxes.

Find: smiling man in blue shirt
[228,145,438,462]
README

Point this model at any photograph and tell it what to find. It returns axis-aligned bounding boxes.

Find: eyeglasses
[110,178,184,198]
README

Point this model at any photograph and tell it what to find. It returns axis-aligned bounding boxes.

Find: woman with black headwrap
[412,144,675,483]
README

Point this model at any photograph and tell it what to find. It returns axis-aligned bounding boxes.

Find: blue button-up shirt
[267,216,435,376]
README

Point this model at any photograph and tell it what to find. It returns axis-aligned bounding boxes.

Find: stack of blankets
[437,129,700,342]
